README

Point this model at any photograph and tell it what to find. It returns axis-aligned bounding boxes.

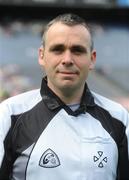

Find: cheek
[75,60,89,71]
[44,63,52,74]
[77,62,91,78]
[43,58,56,75]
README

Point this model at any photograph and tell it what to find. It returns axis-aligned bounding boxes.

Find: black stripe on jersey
[87,105,129,180]
[0,114,22,180]
[0,99,61,179]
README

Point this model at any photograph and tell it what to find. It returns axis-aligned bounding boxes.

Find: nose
[61,50,74,66]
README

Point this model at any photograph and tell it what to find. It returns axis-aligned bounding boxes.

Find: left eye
[71,47,87,55]
[53,49,63,54]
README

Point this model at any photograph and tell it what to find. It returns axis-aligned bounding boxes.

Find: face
[39,22,96,98]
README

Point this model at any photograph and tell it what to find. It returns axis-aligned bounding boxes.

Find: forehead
[45,22,91,45]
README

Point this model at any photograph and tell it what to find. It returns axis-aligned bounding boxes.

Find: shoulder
[0,89,42,132]
[92,92,123,110]
[92,91,129,125]
[0,89,41,115]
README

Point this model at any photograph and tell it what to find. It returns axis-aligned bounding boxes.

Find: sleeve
[119,109,129,180]
[0,90,40,168]
[126,111,129,167]
[123,109,129,159]
[0,101,12,167]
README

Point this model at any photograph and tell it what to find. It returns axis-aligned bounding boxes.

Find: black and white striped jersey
[0,77,129,180]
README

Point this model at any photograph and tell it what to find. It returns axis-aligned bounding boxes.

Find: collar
[40,77,96,115]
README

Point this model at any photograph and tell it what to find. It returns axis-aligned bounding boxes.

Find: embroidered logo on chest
[93,151,108,168]
[39,148,60,168]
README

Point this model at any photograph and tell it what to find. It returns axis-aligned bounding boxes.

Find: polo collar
[40,77,95,114]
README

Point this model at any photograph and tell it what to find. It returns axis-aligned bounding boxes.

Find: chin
[60,83,77,91]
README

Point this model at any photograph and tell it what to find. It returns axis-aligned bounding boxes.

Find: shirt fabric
[0,77,129,180]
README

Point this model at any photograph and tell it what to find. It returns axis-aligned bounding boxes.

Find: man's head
[39,13,96,104]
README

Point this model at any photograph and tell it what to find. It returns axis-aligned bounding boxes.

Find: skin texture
[38,22,96,104]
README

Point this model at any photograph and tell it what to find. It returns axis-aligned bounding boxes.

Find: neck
[50,85,84,105]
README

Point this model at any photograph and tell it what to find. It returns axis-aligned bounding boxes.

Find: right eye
[53,48,63,54]
[50,45,65,54]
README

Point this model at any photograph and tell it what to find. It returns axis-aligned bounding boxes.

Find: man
[0,13,129,180]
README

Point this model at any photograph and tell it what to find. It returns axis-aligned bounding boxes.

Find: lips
[59,71,77,74]
[58,72,79,79]
[57,69,79,75]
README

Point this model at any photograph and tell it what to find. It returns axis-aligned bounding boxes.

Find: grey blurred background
[0,0,129,110]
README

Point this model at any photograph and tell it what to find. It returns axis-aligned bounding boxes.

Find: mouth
[57,70,79,75]
[57,71,79,79]
[60,72,77,75]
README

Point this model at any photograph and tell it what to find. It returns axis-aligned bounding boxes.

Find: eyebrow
[49,44,65,51]
[70,45,87,53]
[49,44,87,53]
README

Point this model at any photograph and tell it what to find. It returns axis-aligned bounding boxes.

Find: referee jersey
[0,77,129,180]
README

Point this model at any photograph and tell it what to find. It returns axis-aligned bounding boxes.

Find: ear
[38,46,45,66]
[89,50,96,70]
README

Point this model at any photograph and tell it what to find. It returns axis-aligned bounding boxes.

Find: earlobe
[40,53,43,58]
[89,62,95,70]
[38,47,44,66]
[39,47,44,59]
[89,50,96,70]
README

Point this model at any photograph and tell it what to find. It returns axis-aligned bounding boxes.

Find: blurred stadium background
[0,0,129,111]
